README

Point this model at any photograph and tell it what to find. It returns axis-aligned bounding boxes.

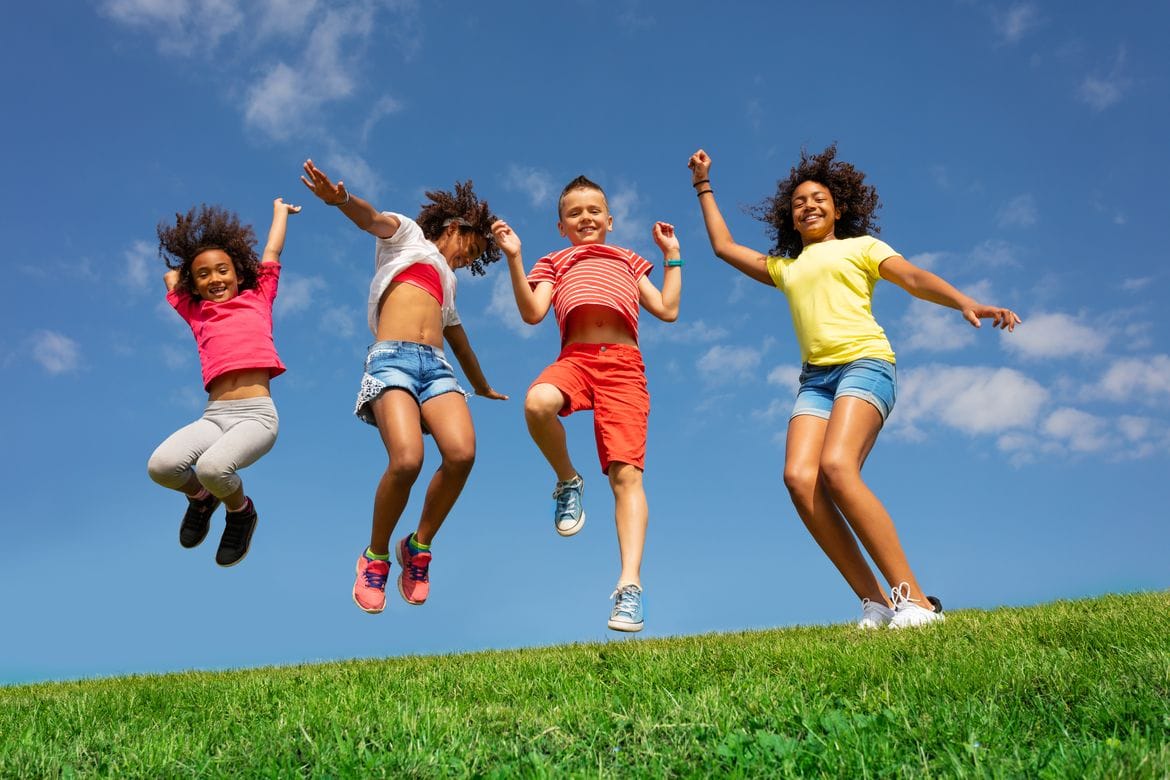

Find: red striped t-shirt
[527,244,653,344]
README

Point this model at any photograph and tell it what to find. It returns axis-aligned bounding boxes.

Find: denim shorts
[791,358,897,422]
[354,340,466,426]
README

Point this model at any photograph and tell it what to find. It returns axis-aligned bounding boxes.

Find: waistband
[367,340,447,360]
[558,342,642,358]
[204,396,277,412]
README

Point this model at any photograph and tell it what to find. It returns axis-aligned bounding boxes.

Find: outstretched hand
[476,387,509,401]
[300,159,348,205]
[689,149,712,185]
[652,221,680,255]
[274,197,302,215]
[491,219,521,258]
[963,304,1021,331]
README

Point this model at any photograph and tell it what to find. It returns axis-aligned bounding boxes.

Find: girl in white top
[302,160,506,615]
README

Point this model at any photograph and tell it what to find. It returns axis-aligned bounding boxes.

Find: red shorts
[531,343,649,474]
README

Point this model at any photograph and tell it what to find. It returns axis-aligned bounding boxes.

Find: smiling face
[435,223,488,270]
[190,248,240,302]
[790,180,841,246]
[558,187,612,245]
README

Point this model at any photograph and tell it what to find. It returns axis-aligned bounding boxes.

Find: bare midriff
[208,369,272,401]
[563,303,636,346]
[375,281,445,348]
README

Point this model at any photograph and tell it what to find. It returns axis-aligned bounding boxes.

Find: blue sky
[2,1,1167,685]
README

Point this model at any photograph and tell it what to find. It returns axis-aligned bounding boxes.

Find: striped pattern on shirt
[527,244,653,344]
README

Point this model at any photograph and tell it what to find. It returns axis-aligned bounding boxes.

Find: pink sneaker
[395,536,432,605]
[353,552,390,614]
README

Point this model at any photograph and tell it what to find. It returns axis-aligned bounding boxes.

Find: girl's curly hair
[416,180,500,276]
[752,143,881,258]
[157,204,260,298]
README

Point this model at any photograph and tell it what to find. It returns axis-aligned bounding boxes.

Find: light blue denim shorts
[355,340,466,426]
[791,358,897,422]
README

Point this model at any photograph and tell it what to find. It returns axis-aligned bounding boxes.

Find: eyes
[195,264,232,278]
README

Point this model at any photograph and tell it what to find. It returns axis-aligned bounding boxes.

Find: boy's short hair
[558,175,607,217]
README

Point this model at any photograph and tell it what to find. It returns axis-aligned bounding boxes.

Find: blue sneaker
[552,474,585,537]
[608,583,644,632]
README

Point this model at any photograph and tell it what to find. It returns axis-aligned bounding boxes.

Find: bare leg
[608,462,647,587]
[412,392,477,546]
[819,397,933,610]
[524,383,578,481]
[369,390,425,555]
[784,414,888,605]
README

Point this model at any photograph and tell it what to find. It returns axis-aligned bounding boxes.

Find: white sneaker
[858,598,895,629]
[888,582,945,629]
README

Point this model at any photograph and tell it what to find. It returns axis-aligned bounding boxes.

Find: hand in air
[963,304,1022,331]
[274,197,302,215]
[652,221,680,255]
[477,387,509,401]
[688,149,711,185]
[491,219,521,258]
[300,159,348,205]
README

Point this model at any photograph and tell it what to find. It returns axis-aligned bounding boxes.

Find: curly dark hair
[157,204,260,298]
[558,175,606,217]
[416,180,500,276]
[753,143,881,258]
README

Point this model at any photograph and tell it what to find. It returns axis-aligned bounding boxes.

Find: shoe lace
[609,585,640,617]
[890,582,919,611]
[362,564,388,589]
[552,479,581,520]
[405,553,430,583]
[861,598,889,615]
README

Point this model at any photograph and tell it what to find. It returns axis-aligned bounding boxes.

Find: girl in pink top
[147,198,299,567]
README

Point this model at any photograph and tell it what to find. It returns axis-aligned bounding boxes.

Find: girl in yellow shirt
[689,145,1020,628]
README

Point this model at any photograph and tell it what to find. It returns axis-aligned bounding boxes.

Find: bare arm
[260,198,302,264]
[443,324,508,400]
[491,219,554,324]
[164,269,181,292]
[301,159,400,239]
[879,254,1022,330]
[639,221,682,321]
[688,149,773,286]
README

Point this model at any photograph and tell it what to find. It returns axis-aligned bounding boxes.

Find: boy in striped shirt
[492,175,682,632]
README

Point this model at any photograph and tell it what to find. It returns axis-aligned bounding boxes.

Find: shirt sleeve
[765,256,785,291]
[628,250,653,280]
[166,287,198,322]
[527,255,556,290]
[865,238,899,276]
[255,262,281,303]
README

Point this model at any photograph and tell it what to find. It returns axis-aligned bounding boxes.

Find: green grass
[3,592,1168,778]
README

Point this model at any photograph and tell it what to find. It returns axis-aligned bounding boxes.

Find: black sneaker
[216,498,258,567]
[180,493,220,548]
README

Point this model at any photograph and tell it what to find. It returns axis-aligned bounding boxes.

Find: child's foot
[608,583,644,632]
[395,535,432,605]
[353,551,390,614]
[857,598,895,629]
[179,492,220,548]
[215,498,257,567]
[888,583,945,629]
[552,474,586,537]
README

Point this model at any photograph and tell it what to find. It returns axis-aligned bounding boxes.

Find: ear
[557,220,566,237]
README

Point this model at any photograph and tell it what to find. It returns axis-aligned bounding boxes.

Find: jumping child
[493,175,682,632]
[148,198,300,566]
[688,146,1020,628]
[301,159,506,614]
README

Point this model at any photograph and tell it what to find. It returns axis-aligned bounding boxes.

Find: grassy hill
[2,592,1167,777]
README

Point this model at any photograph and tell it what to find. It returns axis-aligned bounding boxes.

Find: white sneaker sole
[607,617,643,632]
[555,510,585,537]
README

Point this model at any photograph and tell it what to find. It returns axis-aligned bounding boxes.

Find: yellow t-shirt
[766,235,898,365]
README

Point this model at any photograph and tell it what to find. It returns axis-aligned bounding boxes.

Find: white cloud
[360,95,404,146]
[696,344,762,384]
[320,305,357,339]
[322,149,384,200]
[766,364,801,389]
[899,300,976,353]
[486,272,535,338]
[892,364,1049,438]
[1078,47,1130,111]
[906,251,945,271]
[504,164,555,209]
[606,183,648,250]
[1120,277,1152,292]
[1041,407,1111,453]
[274,274,327,318]
[996,194,1037,228]
[969,239,1019,268]
[641,319,729,345]
[617,0,654,31]
[31,331,81,374]
[1097,355,1170,402]
[125,240,154,291]
[1001,312,1107,359]
[101,0,244,55]
[161,344,190,369]
[257,0,319,39]
[993,3,1040,44]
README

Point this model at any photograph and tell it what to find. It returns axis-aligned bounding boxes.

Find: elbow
[520,310,543,325]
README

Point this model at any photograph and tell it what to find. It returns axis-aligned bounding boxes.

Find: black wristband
[692,179,710,188]
[696,189,714,197]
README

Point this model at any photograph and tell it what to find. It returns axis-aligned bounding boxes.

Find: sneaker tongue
[369,560,390,574]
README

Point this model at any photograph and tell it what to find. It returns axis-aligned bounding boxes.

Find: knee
[146,452,186,489]
[818,455,858,495]
[524,385,563,422]
[608,463,643,495]
[443,443,476,475]
[193,457,238,497]
[387,453,424,482]
[782,464,818,504]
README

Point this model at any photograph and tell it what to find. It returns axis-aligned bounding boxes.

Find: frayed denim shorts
[355,340,466,426]
[791,358,897,422]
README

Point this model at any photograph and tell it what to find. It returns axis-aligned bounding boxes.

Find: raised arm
[301,159,400,239]
[491,219,554,324]
[879,255,1021,330]
[638,221,681,321]
[443,324,508,400]
[163,268,181,292]
[260,198,302,264]
[688,149,773,286]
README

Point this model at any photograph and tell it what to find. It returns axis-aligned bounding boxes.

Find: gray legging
[147,397,279,499]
